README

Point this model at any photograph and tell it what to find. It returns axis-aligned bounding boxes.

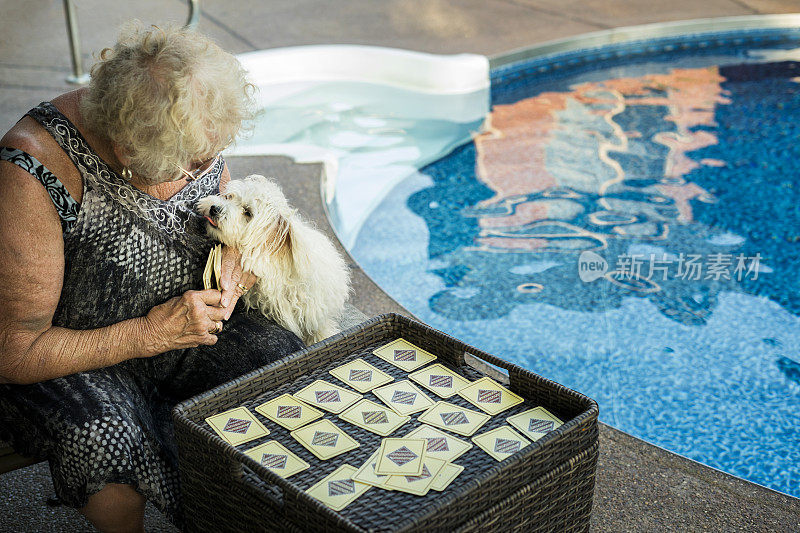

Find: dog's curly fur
[197,174,351,345]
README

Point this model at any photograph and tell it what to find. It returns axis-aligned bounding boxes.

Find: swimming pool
[347,23,800,497]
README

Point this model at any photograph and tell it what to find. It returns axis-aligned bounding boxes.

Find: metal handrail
[63,0,200,85]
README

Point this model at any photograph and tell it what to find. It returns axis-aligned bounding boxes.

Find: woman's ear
[112,143,132,169]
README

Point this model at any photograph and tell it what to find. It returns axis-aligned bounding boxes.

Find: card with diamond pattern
[290,418,360,460]
[374,438,427,476]
[408,363,471,399]
[338,399,410,437]
[352,450,394,490]
[403,423,473,462]
[328,358,394,393]
[417,401,491,437]
[205,406,269,446]
[372,380,435,416]
[506,406,565,441]
[384,456,447,496]
[430,461,465,492]
[242,440,309,479]
[305,464,372,512]
[372,338,437,372]
[292,380,363,414]
[254,393,323,431]
[472,425,532,461]
[457,376,524,415]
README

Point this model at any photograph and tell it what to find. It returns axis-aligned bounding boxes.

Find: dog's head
[197,174,295,258]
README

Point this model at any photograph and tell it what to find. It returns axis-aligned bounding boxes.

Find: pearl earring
[121,167,133,180]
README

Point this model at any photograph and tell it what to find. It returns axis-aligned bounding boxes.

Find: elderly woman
[0,25,304,532]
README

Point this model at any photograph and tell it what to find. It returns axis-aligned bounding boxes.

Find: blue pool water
[349,28,800,496]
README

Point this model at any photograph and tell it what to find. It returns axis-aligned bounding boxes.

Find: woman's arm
[0,136,226,385]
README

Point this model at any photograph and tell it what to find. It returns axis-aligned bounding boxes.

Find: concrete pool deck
[2,1,800,531]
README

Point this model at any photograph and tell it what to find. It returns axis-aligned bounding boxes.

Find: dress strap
[0,146,79,233]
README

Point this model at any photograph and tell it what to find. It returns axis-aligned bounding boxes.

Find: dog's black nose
[209,205,220,217]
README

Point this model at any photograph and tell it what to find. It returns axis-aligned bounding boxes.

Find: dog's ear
[266,213,294,257]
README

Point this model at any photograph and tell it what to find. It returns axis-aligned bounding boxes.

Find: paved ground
[2,0,800,531]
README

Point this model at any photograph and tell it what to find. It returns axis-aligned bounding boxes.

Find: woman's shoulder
[0,92,86,203]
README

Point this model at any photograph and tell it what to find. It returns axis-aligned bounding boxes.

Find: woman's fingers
[218,246,242,307]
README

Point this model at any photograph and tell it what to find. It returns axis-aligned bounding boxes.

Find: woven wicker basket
[173,313,599,532]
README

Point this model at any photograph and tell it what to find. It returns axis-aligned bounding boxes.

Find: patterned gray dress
[0,102,304,527]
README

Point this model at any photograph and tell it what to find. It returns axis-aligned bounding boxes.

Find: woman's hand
[142,289,228,352]
[218,245,257,320]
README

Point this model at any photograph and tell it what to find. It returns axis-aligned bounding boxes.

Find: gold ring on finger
[236,282,250,294]
[210,321,223,334]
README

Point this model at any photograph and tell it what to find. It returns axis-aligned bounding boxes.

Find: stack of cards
[203,243,223,291]
[371,437,448,496]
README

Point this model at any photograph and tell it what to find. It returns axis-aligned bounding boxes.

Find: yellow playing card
[408,364,471,399]
[205,406,269,446]
[290,418,359,461]
[213,243,222,291]
[417,401,491,437]
[374,438,427,476]
[254,393,323,431]
[243,440,309,479]
[430,462,464,492]
[457,377,524,415]
[372,338,437,372]
[329,358,394,393]
[472,425,532,461]
[203,247,215,290]
[293,380,363,414]
[305,464,371,512]
[506,406,565,441]
[403,424,473,463]
[384,456,447,496]
[338,399,410,437]
[352,450,394,490]
[372,380,435,416]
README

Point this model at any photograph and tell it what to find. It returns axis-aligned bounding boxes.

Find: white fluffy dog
[197,174,351,345]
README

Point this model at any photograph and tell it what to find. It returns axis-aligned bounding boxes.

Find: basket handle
[232,459,288,513]
[463,351,511,386]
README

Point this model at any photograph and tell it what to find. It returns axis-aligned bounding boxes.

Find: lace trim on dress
[26,102,221,238]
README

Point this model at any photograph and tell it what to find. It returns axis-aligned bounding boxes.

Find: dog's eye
[243,207,252,219]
